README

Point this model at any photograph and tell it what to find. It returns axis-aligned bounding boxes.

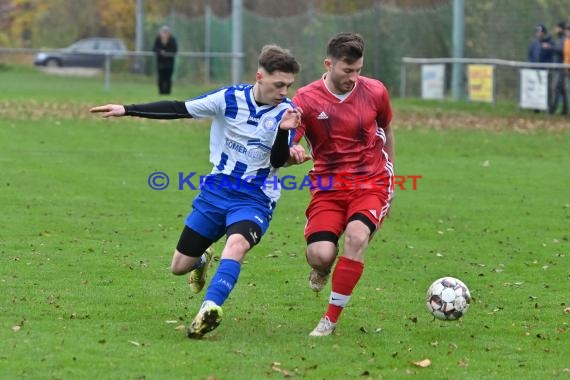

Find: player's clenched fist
[288,144,311,164]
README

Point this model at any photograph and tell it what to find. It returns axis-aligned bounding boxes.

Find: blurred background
[1,0,568,100]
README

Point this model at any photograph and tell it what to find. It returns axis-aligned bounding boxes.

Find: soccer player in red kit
[290,32,395,336]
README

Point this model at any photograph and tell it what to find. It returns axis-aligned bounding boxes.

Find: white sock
[329,291,350,307]
[200,300,218,310]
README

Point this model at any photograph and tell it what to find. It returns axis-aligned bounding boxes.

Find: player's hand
[89,104,126,118]
[279,107,303,130]
[288,144,312,165]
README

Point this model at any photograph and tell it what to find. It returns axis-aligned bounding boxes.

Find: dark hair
[535,24,547,34]
[326,32,364,64]
[258,45,300,74]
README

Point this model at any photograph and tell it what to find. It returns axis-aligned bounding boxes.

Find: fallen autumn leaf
[412,359,431,368]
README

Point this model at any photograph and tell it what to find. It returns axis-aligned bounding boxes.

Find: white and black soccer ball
[426,277,471,320]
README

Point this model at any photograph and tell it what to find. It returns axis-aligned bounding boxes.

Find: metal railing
[400,57,570,100]
[0,48,244,91]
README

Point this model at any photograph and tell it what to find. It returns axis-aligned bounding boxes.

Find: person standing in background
[562,21,570,114]
[528,24,553,113]
[549,21,568,115]
[153,26,178,95]
[528,24,553,64]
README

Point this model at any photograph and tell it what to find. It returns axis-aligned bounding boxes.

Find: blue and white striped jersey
[184,84,293,202]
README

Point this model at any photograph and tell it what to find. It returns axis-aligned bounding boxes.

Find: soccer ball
[426,277,471,320]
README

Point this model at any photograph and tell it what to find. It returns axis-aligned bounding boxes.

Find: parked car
[34,38,127,68]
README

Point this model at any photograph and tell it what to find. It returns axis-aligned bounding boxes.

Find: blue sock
[190,255,204,271]
[204,259,241,306]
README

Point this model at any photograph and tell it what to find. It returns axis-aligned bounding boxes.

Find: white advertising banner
[421,64,445,100]
[519,69,548,110]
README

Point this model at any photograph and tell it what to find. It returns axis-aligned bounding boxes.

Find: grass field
[1,66,569,379]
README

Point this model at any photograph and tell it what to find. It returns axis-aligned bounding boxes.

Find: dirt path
[393,110,570,133]
[1,100,569,132]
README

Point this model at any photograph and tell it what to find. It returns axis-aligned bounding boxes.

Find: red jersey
[292,76,393,191]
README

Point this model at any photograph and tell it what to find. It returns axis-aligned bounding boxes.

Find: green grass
[392,97,521,116]
[0,64,214,103]
[1,65,570,379]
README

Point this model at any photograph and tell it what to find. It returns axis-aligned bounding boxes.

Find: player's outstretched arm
[90,101,192,120]
[89,104,125,118]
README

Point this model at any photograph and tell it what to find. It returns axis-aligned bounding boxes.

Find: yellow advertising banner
[467,65,495,103]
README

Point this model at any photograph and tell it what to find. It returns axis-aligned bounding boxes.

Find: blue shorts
[185,175,275,241]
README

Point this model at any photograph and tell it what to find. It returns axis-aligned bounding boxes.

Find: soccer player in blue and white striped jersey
[90,45,302,339]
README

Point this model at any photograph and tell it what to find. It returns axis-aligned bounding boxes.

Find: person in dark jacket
[528,24,553,113]
[153,26,178,95]
[528,24,553,63]
[549,21,568,115]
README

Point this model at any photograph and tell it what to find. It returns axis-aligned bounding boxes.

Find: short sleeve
[184,87,228,119]
[376,83,393,128]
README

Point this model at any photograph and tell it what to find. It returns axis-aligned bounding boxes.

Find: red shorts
[304,189,391,241]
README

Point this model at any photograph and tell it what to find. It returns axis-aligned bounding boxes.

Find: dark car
[34,38,127,68]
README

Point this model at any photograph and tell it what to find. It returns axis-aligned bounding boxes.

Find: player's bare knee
[170,249,193,275]
[343,228,369,252]
[170,259,189,275]
[171,264,187,275]
[228,234,251,251]
[306,242,336,271]
[306,243,325,261]
[221,234,250,262]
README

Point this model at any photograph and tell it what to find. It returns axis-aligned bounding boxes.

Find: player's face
[325,57,363,94]
[256,69,295,106]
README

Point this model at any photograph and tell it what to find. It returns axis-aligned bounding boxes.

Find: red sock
[324,256,364,323]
